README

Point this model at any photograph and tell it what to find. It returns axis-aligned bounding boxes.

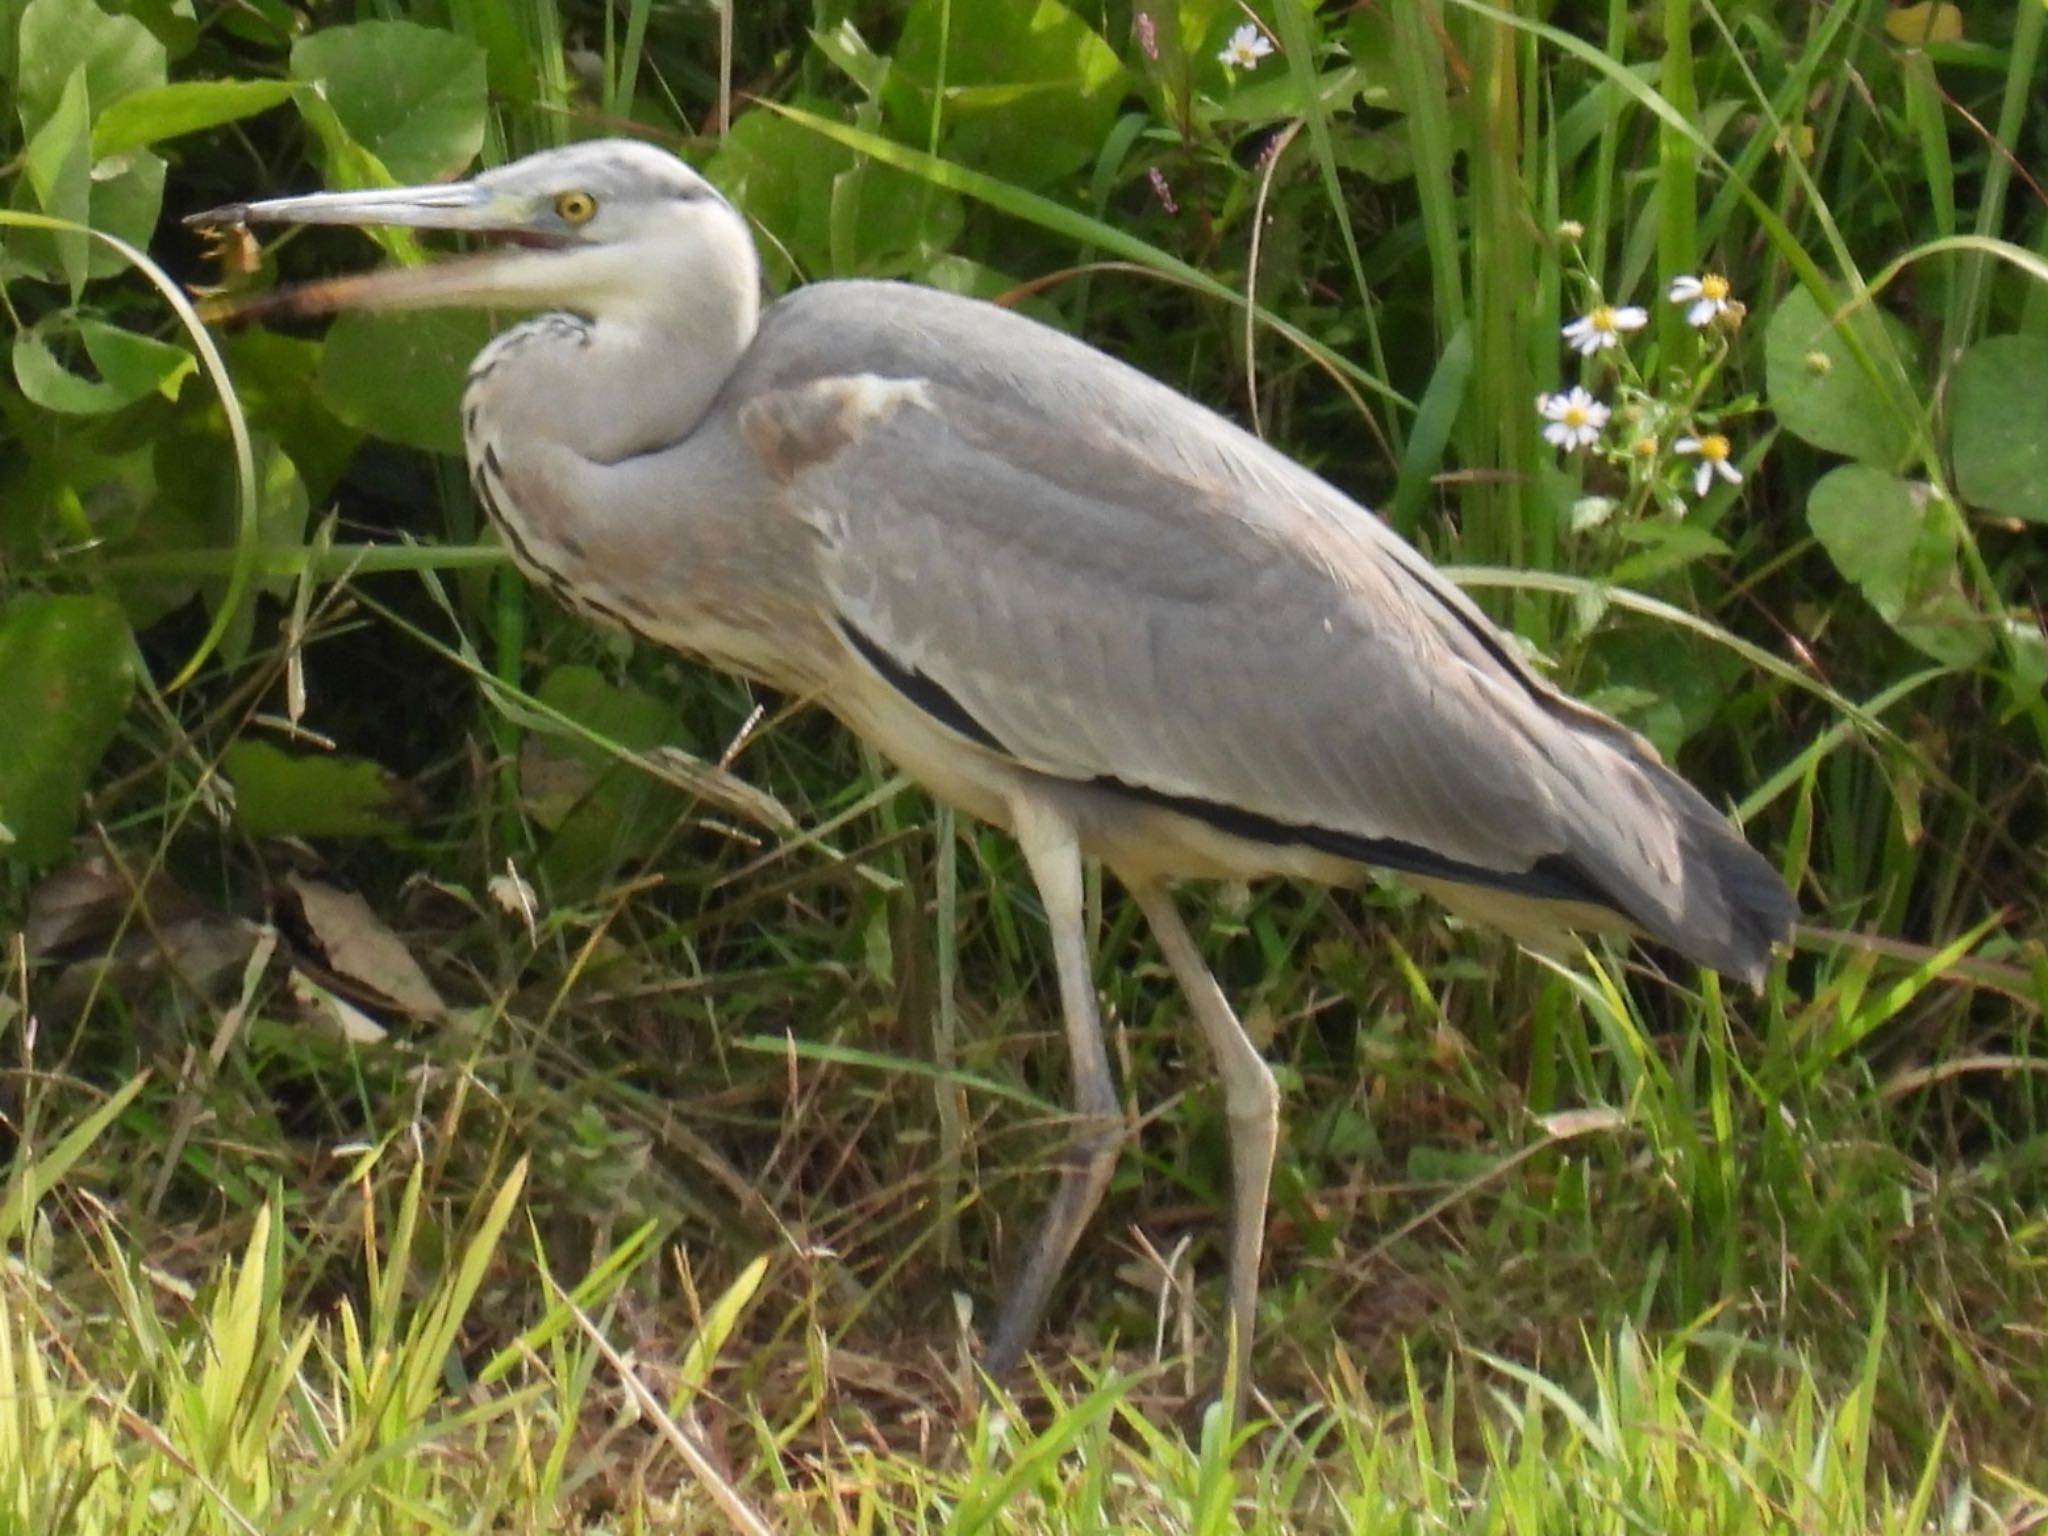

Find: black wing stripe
[840,618,1624,914]
[840,619,1011,753]
[1093,778,1619,909]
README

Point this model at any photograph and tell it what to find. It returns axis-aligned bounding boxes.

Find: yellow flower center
[1588,305,1618,330]
[1697,433,1731,461]
[1632,436,1658,458]
[1700,274,1730,301]
[1562,403,1591,426]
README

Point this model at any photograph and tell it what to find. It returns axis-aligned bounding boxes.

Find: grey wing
[752,375,1629,871]
[736,360,1790,981]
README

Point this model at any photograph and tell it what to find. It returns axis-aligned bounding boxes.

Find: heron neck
[468,269,761,464]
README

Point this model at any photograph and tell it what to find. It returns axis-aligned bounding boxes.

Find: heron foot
[980,1109,1126,1384]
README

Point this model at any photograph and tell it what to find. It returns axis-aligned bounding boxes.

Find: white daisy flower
[1674,433,1742,497]
[1537,387,1609,451]
[1561,303,1649,356]
[1218,22,1274,69]
[1668,273,1734,328]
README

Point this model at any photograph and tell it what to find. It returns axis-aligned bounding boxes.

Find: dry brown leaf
[25,855,261,1020]
[283,873,446,1021]
[24,855,202,957]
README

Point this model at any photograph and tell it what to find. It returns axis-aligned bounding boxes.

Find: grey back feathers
[726,281,1793,984]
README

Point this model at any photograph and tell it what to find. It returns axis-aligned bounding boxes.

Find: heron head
[187,139,756,323]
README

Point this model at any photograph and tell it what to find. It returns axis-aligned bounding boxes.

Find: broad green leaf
[15,0,164,132]
[129,432,306,651]
[221,740,411,838]
[120,0,199,60]
[1605,519,1732,587]
[891,0,1126,188]
[290,84,397,202]
[1949,334,2048,524]
[90,78,295,156]
[289,21,486,183]
[1326,120,1415,184]
[1210,63,1369,126]
[316,307,492,455]
[11,0,167,278]
[1808,466,1927,609]
[224,329,364,504]
[79,147,168,277]
[21,65,91,295]
[527,664,691,896]
[104,435,206,629]
[13,312,194,414]
[0,593,135,867]
[707,104,964,282]
[530,666,679,766]
[1807,464,1988,666]
[13,440,155,575]
[1763,288,1924,468]
[1585,626,1741,758]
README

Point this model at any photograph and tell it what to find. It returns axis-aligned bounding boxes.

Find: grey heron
[189,139,1795,1410]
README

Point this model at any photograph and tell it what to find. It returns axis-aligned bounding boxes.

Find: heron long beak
[187,180,505,232]
[185,180,572,322]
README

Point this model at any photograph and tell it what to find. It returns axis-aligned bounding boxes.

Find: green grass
[4,0,2046,1528]
[10,877,2043,1528]
[3,1090,2037,1534]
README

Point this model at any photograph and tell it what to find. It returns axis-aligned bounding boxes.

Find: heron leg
[983,795,1125,1385]
[1129,881,1279,1418]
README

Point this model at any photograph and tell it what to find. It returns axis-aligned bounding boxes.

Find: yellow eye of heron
[554,190,598,224]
